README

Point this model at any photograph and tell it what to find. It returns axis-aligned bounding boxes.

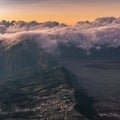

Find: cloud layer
[1,17,120,53]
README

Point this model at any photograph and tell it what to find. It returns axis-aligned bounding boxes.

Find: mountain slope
[0,39,96,120]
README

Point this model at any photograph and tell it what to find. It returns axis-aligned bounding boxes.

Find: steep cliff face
[0,40,94,120]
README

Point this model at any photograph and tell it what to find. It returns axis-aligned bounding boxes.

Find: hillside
[0,39,97,120]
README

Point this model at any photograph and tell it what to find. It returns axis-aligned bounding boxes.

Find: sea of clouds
[0,17,120,53]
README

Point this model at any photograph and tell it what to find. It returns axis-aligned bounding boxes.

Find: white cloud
[1,17,120,53]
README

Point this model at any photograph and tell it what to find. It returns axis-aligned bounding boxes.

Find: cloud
[0,25,6,34]
[1,17,120,53]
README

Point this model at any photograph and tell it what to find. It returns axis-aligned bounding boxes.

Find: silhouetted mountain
[0,40,100,120]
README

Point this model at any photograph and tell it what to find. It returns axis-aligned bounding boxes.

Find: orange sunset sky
[0,0,120,24]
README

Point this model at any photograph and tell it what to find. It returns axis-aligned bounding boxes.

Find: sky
[0,0,120,24]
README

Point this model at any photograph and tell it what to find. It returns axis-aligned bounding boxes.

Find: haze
[0,0,120,24]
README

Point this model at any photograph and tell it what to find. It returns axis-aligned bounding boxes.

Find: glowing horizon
[0,0,120,24]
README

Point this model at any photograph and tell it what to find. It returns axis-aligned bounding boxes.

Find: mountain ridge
[0,39,100,120]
